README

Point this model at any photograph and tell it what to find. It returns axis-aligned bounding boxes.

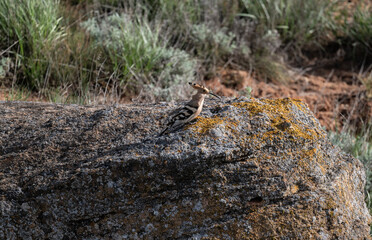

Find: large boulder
[0,98,370,239]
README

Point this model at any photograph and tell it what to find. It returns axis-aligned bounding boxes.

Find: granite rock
[0,98,370,239]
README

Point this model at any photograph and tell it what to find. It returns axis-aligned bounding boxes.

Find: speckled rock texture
[0,98,370,239]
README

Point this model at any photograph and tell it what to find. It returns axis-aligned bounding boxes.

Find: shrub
[191,24,238,64]
[81,13,197,101]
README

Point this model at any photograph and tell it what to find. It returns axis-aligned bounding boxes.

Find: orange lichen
[290,185,299,194]
[188,116,223,134]
[233,98,325,142]
[188,116,238,135]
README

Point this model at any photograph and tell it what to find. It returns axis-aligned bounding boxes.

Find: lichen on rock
[0,98,370,239]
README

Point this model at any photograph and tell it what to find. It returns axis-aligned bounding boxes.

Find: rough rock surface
[0,98,370,239]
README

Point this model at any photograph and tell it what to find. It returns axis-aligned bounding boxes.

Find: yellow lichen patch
[188,116,238,135]
[233,98,325,142]
[290,185,299,194]
[188,116,223,134]
[295,148,317,171]
[282,147,332,192]
[335,176,354,214]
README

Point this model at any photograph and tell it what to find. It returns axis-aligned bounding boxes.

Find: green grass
[0,0,371,103]
[336,4,372,52]
[5,86,32,101]
[0,0,66,90]
[240,0,335,48]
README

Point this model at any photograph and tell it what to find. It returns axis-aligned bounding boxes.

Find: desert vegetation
[0,0,371,228]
